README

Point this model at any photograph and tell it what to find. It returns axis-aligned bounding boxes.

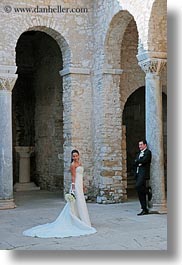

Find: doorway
[13,31,64,192]
[123,87,167,198]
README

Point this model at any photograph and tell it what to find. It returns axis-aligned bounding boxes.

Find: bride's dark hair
[71,149,79,163]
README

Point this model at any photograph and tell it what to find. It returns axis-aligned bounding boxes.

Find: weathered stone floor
[0,190,167,250]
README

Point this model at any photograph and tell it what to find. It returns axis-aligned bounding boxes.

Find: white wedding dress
[23,166,96,238]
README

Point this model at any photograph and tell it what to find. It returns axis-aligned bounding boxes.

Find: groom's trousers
[135,173,148,210]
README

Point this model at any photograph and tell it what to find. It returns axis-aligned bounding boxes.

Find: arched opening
[122,87,145,198]
[123,87,167,198]
[97,10,142,203]
[13,30,64,193]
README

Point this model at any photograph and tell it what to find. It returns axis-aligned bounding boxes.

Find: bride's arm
[83,183,87,193]
[70,164,76,190]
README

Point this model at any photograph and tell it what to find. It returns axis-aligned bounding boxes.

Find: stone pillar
[96,68,125,203]
[14,146,40,191]
[138,57,167,213]
[0,65,17,209]
[60,67,93,192]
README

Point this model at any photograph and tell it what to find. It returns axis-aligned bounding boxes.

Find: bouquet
[65,192,76,203]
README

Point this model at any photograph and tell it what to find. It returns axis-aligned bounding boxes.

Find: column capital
[15,146,35,158]
[0,65,17,91]
[137,51,167,75]
[138,58,167,76]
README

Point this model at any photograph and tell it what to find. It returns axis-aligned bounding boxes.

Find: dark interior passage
[123,87,167,197]
[13,31,64,192]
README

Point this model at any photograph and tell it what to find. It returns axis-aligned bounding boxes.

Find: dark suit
[134,148,152,211]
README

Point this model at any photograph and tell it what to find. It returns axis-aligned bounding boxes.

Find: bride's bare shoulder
[70,162,75,169]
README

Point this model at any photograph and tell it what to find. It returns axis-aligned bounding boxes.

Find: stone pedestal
[14,146,40,191]
[139,57,167,213]
[0,67,17,209]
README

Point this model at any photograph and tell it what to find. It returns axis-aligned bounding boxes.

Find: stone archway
[13,30,64,193]
[96,10,143,203]
[122,87,145,198]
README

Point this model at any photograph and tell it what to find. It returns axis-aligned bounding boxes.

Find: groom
[134,140,152,216]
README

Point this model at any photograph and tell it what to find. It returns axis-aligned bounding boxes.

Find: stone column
[138,57,167,213]
[96,68,126,203]
[14,146,40,191]
[0,65,17,209]
[60,67,93,192]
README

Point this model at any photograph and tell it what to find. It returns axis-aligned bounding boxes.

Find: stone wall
[91,0,167,202]
[0,0,167,203]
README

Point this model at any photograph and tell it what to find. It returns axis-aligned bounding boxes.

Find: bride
[23,149,97,238]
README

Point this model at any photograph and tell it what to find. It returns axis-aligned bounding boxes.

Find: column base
[14,182,40,192]
[0,199,16,210]
[149,202,167,214]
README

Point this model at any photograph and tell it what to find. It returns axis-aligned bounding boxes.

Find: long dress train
[23,166,96,238]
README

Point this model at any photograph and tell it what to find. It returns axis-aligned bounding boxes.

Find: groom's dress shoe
[137,210,149,216]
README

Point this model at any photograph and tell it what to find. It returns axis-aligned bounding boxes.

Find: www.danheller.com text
[3,5,89,14]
